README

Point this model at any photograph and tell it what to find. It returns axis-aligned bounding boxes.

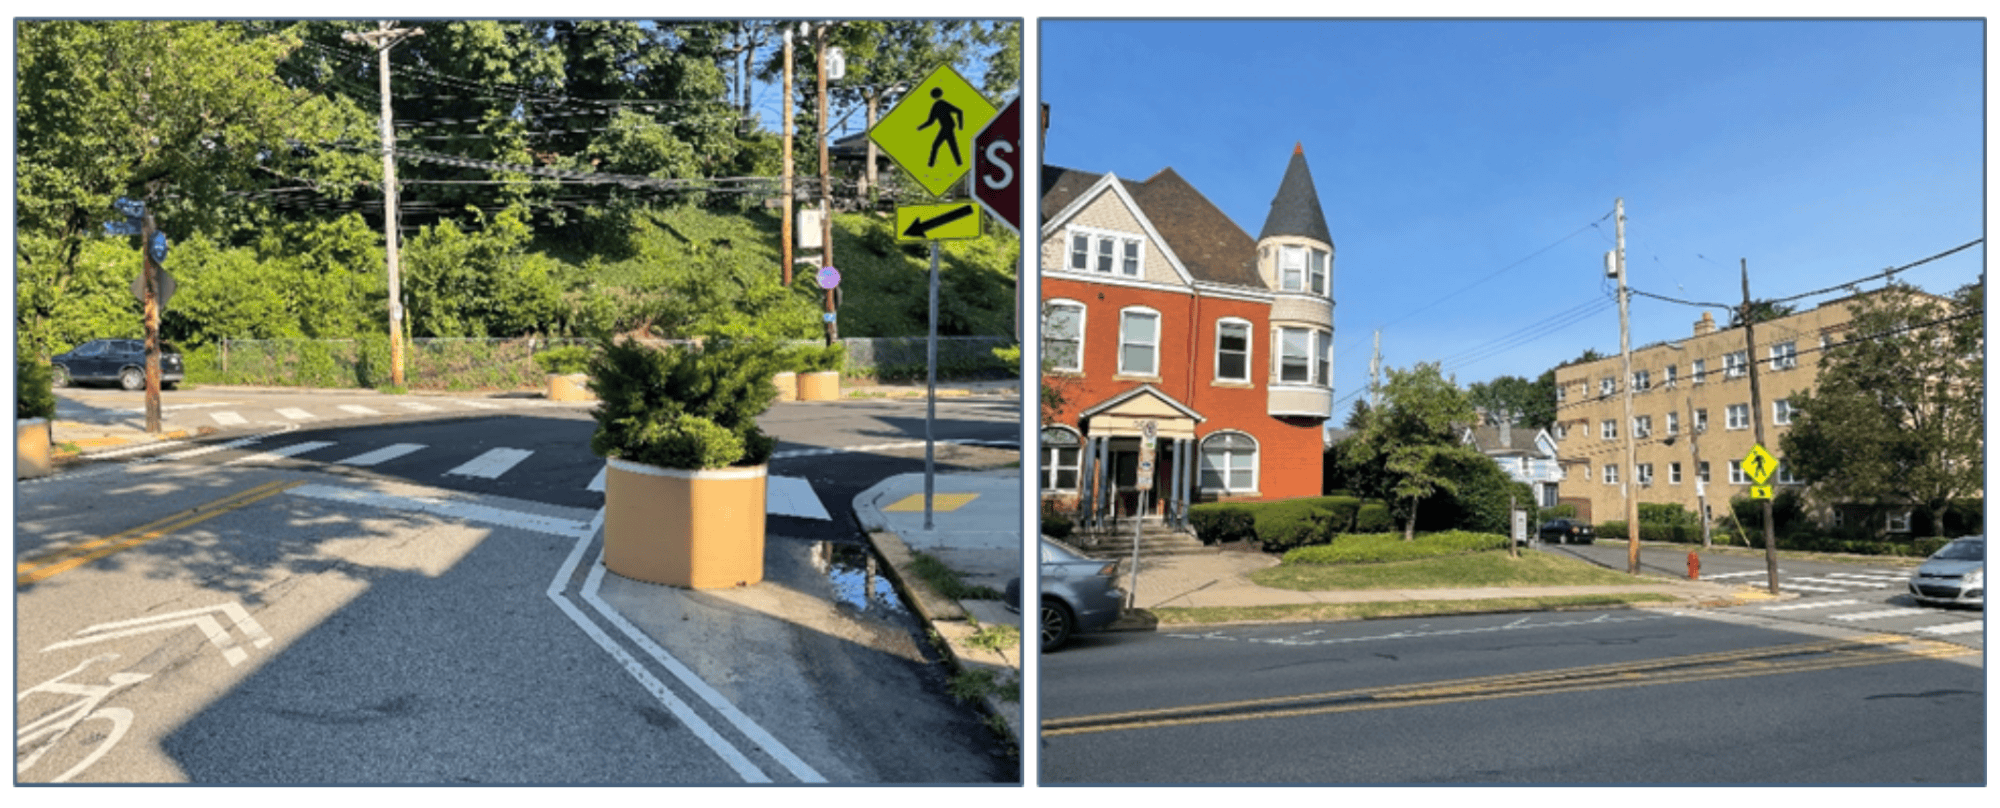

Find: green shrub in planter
[16,344,56,421]
[588,337,780,470]
[534,345,595,376]
[785,342,846,373]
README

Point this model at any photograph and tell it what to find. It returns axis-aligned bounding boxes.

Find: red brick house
[1039,145,1336,533]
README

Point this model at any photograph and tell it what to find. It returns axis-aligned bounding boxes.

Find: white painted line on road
[1760,599,1863,612]
[1829,608,1935,622]
[445,448,533,479]
[1704,571,1766,580]
[210,411,249,426]
[581,552,827,783]
[587,464,607,493]
[1791,576,1889,588]
[767,475,831,520]
[276,407,316,420]
[1822,572,1910,584]
[334,443,427,467]
[450,399,504,410]
[337,404,382,416]
[286,483,587,537]
[85,439,194,459]
[43,602,273,667]
[399,402,442,412]
[542,511,773,784]
[1915,621,1984,636]
[1778,583,1853,594]
[222,440,335,466]
[769,438,1019,460]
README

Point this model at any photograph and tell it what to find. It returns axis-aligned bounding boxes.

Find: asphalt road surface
[1039,609,1984,784]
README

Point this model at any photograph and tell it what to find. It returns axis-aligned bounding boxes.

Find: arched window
[1040,426,1083,491]
[1199,431,1258,493]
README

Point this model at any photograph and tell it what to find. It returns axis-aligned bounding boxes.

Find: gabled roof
[1257,144,1333,246]
[1078,383,1206,423]
[1461,425,1555,457]
[1040,164,1264,290]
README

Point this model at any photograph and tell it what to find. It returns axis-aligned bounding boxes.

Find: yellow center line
[17,480,304,587]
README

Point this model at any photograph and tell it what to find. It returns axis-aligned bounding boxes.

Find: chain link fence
[185,335,1018,391]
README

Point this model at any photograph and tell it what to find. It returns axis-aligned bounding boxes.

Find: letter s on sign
[982,141,1014,190]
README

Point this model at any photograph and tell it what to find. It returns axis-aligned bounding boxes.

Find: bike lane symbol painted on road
[43,601,275,666]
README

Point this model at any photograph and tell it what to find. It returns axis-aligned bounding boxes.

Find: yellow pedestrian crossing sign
[1750,485,1774,500]
[869,64,997,197]
[1742,444,1777,485]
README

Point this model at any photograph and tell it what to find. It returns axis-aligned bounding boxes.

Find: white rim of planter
[606,456,767,481]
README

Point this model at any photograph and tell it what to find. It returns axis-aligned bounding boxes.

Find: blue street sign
[103,221,141,237]
[149,232,170,264]
[113,197,145,218]
[823,312,836,323]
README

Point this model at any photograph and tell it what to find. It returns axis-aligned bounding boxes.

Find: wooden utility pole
[1368,330,1383,407]
[1686,392,1712,549]
[140,209,163,434]
[1614,198,1639,575]
[345,21,423,388]
[781,26,795,286]
[816,24,837,345]
[1741,260,1781,594]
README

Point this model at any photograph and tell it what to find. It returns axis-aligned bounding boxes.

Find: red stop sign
[971,96,1022,234]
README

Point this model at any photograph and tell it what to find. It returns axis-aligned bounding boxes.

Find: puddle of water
[812,541,908,616]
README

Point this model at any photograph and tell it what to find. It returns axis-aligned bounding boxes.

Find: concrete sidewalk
[852,469,1024,749]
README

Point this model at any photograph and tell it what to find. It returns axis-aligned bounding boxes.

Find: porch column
[1077,434,1097,530]
[1176,437,1192,529]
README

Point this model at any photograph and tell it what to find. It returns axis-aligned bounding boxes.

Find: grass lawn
[1150,593,1679,626]
[1251,549,1656,591]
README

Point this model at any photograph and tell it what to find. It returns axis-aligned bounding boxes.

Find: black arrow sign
[901,204,974,239]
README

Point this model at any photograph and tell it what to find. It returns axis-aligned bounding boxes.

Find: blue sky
[1039,19,1985,411]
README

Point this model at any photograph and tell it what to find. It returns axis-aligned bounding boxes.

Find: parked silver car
[1006,538,1124,652]
[1908,536,1983,608]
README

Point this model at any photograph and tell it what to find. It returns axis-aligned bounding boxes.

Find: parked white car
[1908,536,1983,608]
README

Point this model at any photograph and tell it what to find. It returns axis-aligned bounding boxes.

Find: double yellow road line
[1043,634,1974,737]
[17,480,304,587]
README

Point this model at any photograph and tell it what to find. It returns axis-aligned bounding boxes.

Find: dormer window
[1067,226,1144,277]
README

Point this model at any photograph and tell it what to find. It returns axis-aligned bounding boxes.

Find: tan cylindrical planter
[16,418,52,479]
[547,373,596,402]
[797,370,840,401]
[603,457,767,588]
[772,371,798,402]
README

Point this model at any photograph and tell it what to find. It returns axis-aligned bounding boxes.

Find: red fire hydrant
[1687,551,1701,581]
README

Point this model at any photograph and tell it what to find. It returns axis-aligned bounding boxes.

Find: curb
[865,531,1022,751]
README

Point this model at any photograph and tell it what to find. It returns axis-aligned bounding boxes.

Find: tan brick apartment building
[1551,292,1893,528]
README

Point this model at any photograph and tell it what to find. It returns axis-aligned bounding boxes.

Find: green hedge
[1280,531,1510,565]
[1600,519,1954,558]
[1191,496,1399,550]
[1188,503,1256,545]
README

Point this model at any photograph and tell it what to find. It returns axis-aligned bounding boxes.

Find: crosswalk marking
[399,402,442,412]
[446,448,533,479]
[1829,608,1935,622]
[223,440,335,466]
[1779,583,1853,594]
[587,465,607,493]
[1761,599,1862,612]
[1914,622,1984,636]
[334,443,428,467]
[210,411,248,426]
[337,404,382,416]
[450,399,503,410]
[768,475,830,520]
[276,407,316,420]
[1705,571,1764,580]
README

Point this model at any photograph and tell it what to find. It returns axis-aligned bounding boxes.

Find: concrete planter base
[16,418,52,479]
[547,373,595,402]
[772,371,798,403]
[797,370,841,401]
[602,458,767,588]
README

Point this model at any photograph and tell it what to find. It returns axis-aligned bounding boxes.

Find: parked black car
[1537,518,1595,545]
[50,339,183,390]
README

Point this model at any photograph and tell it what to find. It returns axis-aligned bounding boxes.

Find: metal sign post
[1129,420,1157,607]
[924,240,940,530]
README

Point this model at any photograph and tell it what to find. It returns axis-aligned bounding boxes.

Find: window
[1043,301,1085,372]
[1122,240,1141,276]
[1777,461,1801,485]
[1666,411,1680,436]
[1583,464,1593,483]
[1067,226,1144,276]
[1691,359,1707,384]
[1274,326,1331,385]
[1633,370,1651,391]
[1634,415,1652,439]
[1698,461,1711,483]
[1725,351,1748,379]
[1200,432,1257,493]
[1308,249,1329,295]
[1605,464,1619,485]
[1555,384,1567,404]
[1664,365,1678,387]
[1694,408,1709,433]
[1886,511,1912,533]
[1770,341,1797,371]
[1729,460,1748,485]
[1279,245,1306,291]
[1600,377,1616,397]
[1118,308,1160,376]
[1727,403,1750,430]
[1068,234,1089,271]
[1669,462,1683,484]
[1554,423,1568,441]
[1637,463,1653,485]
[1095,237,1116,273]
[1773,399,1793,426]
[1601,419,1616,440]
[1040,427,1081,491]
[1215,319,1250,382]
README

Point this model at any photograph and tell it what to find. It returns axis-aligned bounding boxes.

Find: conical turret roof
[1257,143,1332,246]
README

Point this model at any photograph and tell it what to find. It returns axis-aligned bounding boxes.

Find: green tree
[1346,362,1485,540]
[1466,373,1554,430]
[1779,282,1983,534]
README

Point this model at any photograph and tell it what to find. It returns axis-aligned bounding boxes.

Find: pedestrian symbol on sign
[918,88,964,168]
